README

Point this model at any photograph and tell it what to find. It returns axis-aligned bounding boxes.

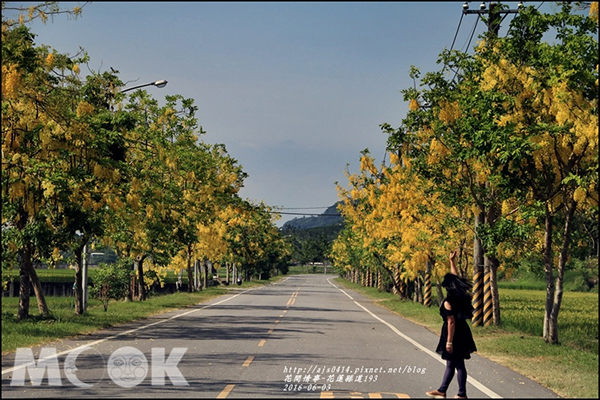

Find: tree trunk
[414,276,423,304]
[135,254,147,301]
[485,199,502,326]
[549,199,577,344]
[74,244,84,315]
[126,259,134,301]
[435,278,444,306]
[17,242,32,321]
[28,262,50,317]
[202,259,208,289]
[386,266,404,299]
[424,260,433,307]
[16,209,32,321]
[543,208,555,342]
[486,255,501,326]
[186,245,194,292]
[457,241,468,278]
[472,211,485,327]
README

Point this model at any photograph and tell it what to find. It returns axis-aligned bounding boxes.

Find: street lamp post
[74,230,89,313]
[120,79,168,93]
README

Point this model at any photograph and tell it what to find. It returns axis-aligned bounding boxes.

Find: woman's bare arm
[449,250,458,276]
[444,301,455,353]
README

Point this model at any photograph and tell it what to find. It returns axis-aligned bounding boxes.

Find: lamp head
[480,2,486,10]
[153,80,168,88]
[463,2,469,10]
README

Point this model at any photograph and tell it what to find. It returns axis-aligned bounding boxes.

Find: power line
[277,207,330,210]
[275,212,341,216]
[462,13,481,53]
[450,10,465,52]
[265,206,341,216]
[450,13,481,83]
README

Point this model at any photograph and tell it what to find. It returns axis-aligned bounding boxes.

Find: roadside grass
[334,278,599,399]
[1,276,284,354]
[2,268,192,284]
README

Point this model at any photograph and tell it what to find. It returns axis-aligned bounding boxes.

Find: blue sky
[4,1,552,225]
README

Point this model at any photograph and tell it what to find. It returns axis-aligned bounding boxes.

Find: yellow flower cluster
[2,64,21,98]
[573,187,588,205]
[45,53,55,68]
[408,98,420,111]
[438,100,461,124]
[334,150,471,284]
[76,101,94,117]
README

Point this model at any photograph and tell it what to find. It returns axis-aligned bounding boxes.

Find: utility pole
[462,2,522,35]
[462,1,521,327]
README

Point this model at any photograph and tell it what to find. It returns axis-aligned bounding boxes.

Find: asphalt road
[1,274,559,398]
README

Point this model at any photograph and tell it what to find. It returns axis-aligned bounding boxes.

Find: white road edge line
[2,289,252,375]
[326,278,501,399]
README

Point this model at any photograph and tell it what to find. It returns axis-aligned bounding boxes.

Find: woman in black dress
[426,250,477,399]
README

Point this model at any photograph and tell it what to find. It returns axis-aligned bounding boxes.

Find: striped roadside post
[483,266,493,326]
[472,265,484,327]
[424,261,432,307]
[424,273,432,307]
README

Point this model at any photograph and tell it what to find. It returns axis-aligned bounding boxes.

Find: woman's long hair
[441,273,473,320]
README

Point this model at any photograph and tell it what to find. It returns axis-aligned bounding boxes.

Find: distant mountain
[282,202,343,230]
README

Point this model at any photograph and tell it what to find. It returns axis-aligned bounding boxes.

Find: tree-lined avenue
[1,274,558,398]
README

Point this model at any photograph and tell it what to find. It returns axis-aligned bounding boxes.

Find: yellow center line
[368,393,383,399]
[258,339,267,347]
[217,384,235,398]
[268,328,274,334]
[283,310,287,314]
[320,392,334,399]
[242,356,254,367]
[275,319,280,324]
[286,290,300,306]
